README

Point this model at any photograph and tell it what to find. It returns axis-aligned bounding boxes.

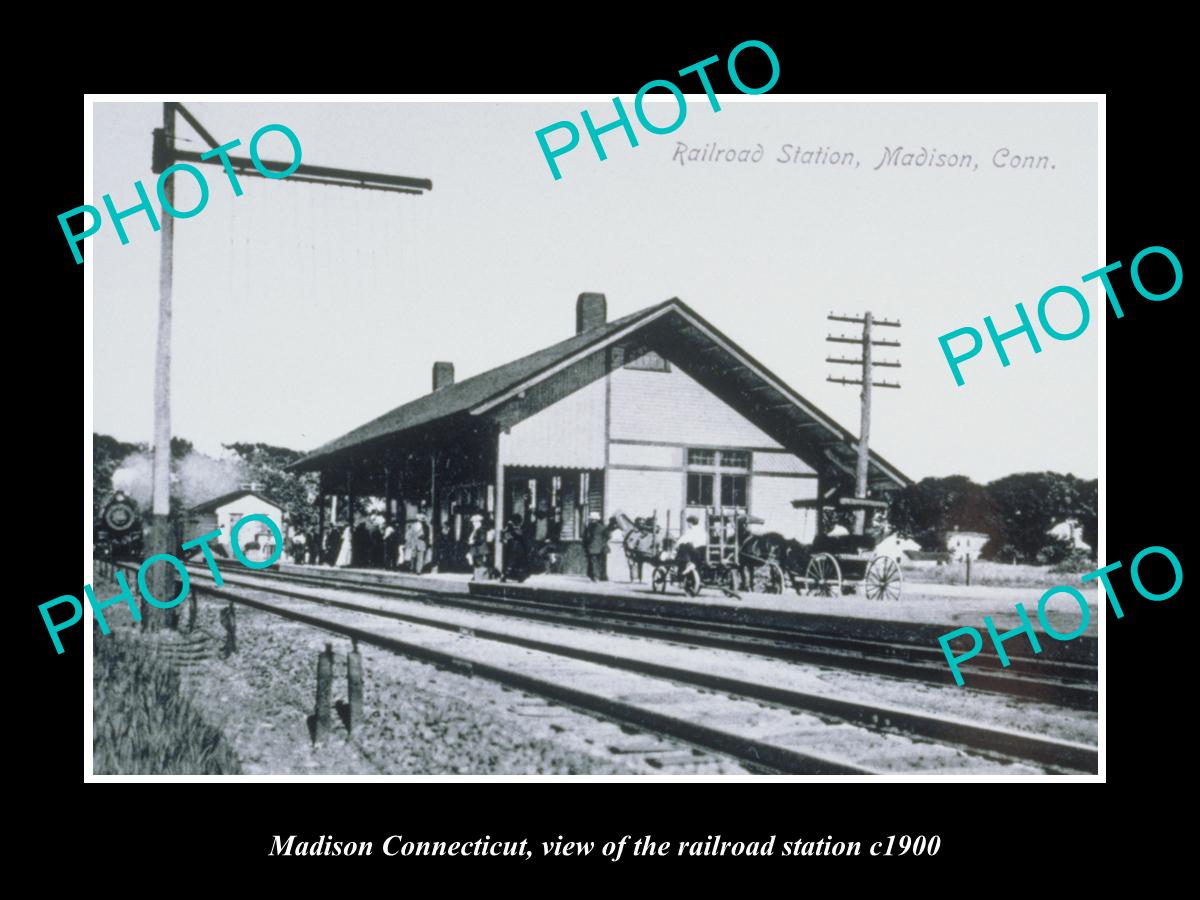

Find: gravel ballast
[90,573,750,775]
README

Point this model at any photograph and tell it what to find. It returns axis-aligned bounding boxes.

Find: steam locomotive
[95,491,145,560]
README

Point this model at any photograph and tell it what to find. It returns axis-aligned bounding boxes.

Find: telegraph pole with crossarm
[142,102,432,627]
[826,312,901,536]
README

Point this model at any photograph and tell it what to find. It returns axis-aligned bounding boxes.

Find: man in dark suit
[583,511,611,582]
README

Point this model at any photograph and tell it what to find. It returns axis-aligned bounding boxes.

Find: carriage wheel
[651,566,668,593]
[864,556,903,601]
[683,567,702,597]
[805,553,842,597]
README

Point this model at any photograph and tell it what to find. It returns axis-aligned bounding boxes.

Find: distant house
[1048,518,1091,552]
[903,549,952,568]
[945,528,989,562]
[874,532,921,563]
[186,489,282,563]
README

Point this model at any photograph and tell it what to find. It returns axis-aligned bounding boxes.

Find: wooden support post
[429,451,438,569]
[347,639,363,733]
[219,600,237,656]
[315,642,334,739]
[965,554,972,586]
[494,431,505,572]
[383,464,393,518]
[186,583,198,632]
[145,102,176,633]
[317,489,325,564]
[383,464,394,569]
[168,575,182,631]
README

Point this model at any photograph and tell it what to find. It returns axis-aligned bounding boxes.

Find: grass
[93,632,241,775]
[902,559,1095,589]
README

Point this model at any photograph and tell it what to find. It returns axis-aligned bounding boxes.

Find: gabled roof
[189,489,280,514]
[292,302,668,471]
[291,298,912,489]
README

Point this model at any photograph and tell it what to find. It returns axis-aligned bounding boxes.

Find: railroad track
[120,562,1098,775]
[207,563,1097,709]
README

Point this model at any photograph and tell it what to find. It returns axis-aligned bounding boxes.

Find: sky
[90,99,1098,483]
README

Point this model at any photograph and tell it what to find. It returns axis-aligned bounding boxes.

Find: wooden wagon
[635,507,785,597]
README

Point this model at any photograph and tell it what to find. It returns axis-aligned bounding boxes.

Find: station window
[687,472,714,506]
[721,450,750,469]
[721,475,748,507]
[686,448,750,511]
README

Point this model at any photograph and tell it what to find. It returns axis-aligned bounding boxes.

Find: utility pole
[145,103,176,628]
[826,312,902,535]
[142,101,432,626]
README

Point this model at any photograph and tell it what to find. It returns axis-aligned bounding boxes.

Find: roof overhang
[290,298,912,491]
[472,302,910,491]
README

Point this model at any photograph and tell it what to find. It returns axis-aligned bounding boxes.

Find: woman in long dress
[335,524,353,567]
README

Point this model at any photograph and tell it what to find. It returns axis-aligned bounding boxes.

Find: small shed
[874,531,922,563]
[1048,518,1091,552]
[187,489,282,563]
[945,528,989,562]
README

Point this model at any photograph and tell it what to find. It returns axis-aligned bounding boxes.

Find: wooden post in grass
[347,639,363,733]
[315,643,334,738]
[219,601,237,655]
[965,554,972,586]
[186,585,198,632]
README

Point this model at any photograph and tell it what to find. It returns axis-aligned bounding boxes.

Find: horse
[613,510,663,582]
[738,529,807,592]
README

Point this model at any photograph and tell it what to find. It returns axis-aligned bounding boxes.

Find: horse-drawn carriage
[795,532,903,601]
[616,507,902,601]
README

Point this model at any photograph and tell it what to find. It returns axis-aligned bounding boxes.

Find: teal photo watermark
[535,39,780,181]
[937,544,1182,686]
[58,123,302,265]
[44,513,283,654]
[938,245,1183,386]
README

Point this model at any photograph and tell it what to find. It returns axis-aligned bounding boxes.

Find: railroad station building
[291,295,910,574]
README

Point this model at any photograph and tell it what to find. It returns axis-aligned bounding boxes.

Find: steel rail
[165,565,1097,773]
[213,565,1097,708]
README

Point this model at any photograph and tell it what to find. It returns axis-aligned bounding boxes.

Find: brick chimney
[576,293,607,334]
[432,361,454,391]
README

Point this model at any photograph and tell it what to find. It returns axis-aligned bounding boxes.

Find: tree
[888,475,1006,551]
[223,442,320,534]
[1073,478,1098,556]
[985,471,1094,562]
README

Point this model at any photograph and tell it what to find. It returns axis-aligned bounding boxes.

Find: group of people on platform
[284,505,630,585]
[286,511,442,573]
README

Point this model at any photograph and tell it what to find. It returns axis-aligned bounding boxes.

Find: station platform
[280,562,1099,665]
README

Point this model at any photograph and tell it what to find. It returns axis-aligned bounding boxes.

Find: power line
[824,311,902,535]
